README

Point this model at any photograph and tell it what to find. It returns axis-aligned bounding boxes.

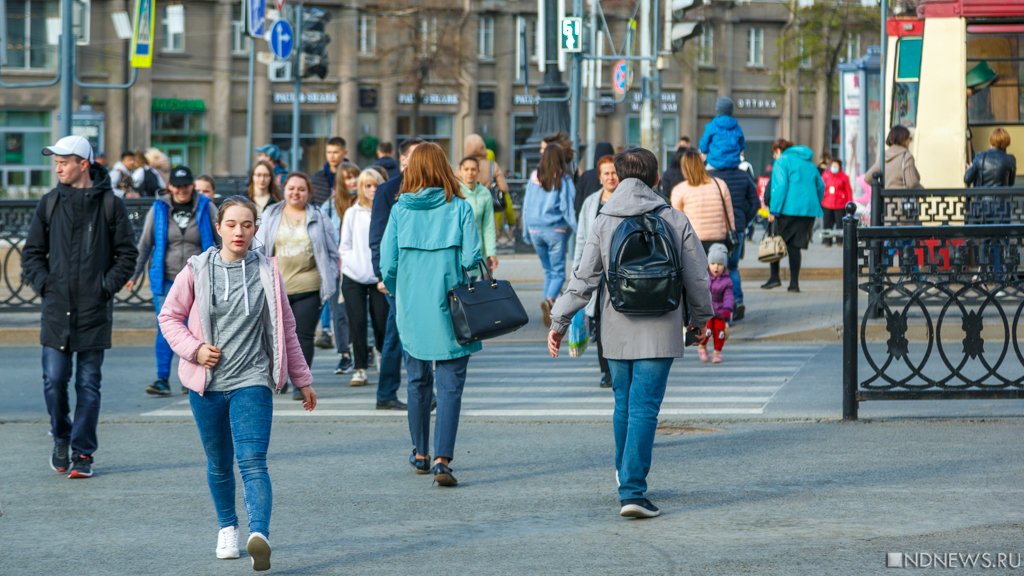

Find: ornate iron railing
[876,186,1024,226]
[843,204,1024,419]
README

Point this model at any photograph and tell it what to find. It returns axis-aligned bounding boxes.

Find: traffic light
[300,7,331,79]
[668,0,703,53]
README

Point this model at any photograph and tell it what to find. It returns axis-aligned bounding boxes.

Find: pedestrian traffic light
[668,0,703,53]
[300,7,331,79]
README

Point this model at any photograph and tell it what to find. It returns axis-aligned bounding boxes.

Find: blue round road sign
[270,20,294,60]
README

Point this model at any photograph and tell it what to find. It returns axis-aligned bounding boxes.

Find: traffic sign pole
[290,1,303,170]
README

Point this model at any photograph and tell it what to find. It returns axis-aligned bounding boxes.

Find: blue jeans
[607,357,674,502]
[328,282,350,354]
[531,229,569,300]
[190,386,274,536]
[727,231,745,305]
[42,347,104,457]
[406,354,469,460]
[152,279,176,380]
[378,294,403,402]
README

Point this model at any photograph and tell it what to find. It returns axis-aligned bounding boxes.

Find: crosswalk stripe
[141,407,766,417]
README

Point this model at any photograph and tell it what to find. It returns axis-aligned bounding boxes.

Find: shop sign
[628,91,678,113]
[736,97,778,110]
[152,98,206,112]
[398,93,459,105]
[513,94,538,106]
[273,92,339,104]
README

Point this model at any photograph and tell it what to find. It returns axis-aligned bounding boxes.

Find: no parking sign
[612,59,630,95]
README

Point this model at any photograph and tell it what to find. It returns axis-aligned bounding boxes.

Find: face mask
[830,166,839,174]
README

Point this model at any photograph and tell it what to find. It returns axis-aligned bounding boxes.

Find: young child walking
[700,243,734,364]
[158,196,317,571]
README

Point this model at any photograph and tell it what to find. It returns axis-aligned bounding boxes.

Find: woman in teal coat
[762,139,824,293]
[380,142,483,487]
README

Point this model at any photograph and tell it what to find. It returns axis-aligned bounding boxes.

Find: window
[161,4,185,53]
[799,37,812,69]
[358,14,376,56]
[271,112,334,173]
[420,17,439,54]
[479,15,495,60]
[747,27,764,67]
[625,116,679,168]
[152,102,208,172]
[846,33,861,62]
[0,111,52,197]
[397,114,453,157]
[516,16,538,83]
[231,4,250,55]
[511,114,537,178]
[892,37,922,128]
[966,32,1024,125]
[698,26,714,67]
[4,0,59,70]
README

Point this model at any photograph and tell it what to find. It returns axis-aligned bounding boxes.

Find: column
[211,0,233,175]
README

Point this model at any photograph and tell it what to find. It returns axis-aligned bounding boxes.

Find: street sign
[129,0,155,68]
[276,0,285,11]
[248,0,266,38]
[612,59,630,95]
[269,19,293,60]
[560,17,582,53]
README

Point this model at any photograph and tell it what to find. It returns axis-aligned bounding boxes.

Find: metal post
[650,0,662,164]
[291,2,303,172]
[639,0,653,151]
[527,0,570,157]
[246,45,255,175]
[842,202,859,421]
[584,0,598,170]
[569,0,584,159]
[879,0,888,187]
[59,0,74,137]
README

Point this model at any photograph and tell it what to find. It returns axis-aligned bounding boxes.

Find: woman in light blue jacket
[380,143,483,487]
[763,140,824,293]
[522,144,576,327]
[254,172,339,399]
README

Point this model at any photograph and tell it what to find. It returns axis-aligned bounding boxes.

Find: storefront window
[0,111,52,197]
[396,114,453,157]
[626,116,679,168]
[271,112,334,174]
[5,0,59,70]
[510,114,537,179]
[152,100,208,172]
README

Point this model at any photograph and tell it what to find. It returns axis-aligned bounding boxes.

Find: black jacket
[369,173,403,279]
[965,148,1016,188]
[22,165,139,352]
[713,168,761,232]
[658,147,687,200]
[575,142,614,215]
[373,156,401,181]
[310,163,336,207]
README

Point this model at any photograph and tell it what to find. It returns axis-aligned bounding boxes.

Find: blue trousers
[378,294,403,402]
[152,279,176,380]
[406,355,469,461]
[42,347,104,457]
[727,231,745,305]
[190,386,274,536]
[530,229,569,300]
[608,358,674,502]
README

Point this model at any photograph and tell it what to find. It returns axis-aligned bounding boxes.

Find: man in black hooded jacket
[22,135,138,479]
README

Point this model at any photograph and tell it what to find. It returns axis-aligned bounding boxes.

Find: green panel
[896,38,922,81]
[151,98,207,112]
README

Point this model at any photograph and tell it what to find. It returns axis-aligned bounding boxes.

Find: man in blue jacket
[368,138,423,410]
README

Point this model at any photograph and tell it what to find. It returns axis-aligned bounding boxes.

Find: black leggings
[341,275,389,370]
[769,245,803,287]
[288,291,321,371]
[822,209,845,244]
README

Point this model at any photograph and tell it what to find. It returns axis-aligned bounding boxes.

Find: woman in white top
[339,169,389,386]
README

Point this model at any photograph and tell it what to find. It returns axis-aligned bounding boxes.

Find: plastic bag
[567,309,589,358]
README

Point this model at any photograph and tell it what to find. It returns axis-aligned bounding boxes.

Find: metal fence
[842,203,1024,420]
[0,179,529,312]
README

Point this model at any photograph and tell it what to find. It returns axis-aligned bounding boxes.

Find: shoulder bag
[712,178,739,253]
[448,263,529,345]
[757,219,787,263]
[488,162,507,211]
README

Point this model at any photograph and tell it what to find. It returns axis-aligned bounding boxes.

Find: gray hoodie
[551,178,714,360]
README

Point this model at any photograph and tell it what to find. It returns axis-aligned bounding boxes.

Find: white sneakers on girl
[697,347,709,362]
[216,526,239,559]
[247,532,271,571]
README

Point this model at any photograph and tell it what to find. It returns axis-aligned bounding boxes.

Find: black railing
[842,203,1024,419]
[875,184,1024,226]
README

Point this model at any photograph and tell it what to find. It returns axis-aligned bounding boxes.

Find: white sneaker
[247,532,271,571]
[216,526,239,559]
[350,368,368,386]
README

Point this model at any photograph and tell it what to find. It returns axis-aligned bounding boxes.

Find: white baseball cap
[42,135,94,163]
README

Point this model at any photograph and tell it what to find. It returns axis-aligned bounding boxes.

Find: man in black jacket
[22,136,138,479]
[310,136,348,207]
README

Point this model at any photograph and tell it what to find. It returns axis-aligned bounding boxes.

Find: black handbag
[448,263,529,345]
[491,184,507,211]
[713,178,738,253]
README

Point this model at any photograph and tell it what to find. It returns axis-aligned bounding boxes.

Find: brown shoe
[540,298,553,328]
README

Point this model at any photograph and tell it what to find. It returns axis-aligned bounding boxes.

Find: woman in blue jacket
[763,139,824,293]
[522,144,576,327]
[380,142,483,487]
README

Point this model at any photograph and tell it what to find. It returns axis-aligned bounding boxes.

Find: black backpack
[140,167,162,197]
[605,205,685,316]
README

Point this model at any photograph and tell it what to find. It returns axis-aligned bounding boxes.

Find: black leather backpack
[605,205,685,316]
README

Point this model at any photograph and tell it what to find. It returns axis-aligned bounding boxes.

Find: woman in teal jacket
[380,142,483,487]
[763,140,824,293]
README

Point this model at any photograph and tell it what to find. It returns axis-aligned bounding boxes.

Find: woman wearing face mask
[319,162,360,375]
[157,196,317,571]
[820,158,853,247]
[254,173,340,399]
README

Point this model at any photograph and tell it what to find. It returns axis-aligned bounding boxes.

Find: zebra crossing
[141,343,822,419]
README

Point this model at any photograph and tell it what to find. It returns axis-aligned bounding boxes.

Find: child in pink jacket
[158,196,316,571]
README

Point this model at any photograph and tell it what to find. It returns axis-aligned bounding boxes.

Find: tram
[885,0,1024,188]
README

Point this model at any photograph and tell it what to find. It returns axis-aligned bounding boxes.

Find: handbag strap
[712,178,733,233]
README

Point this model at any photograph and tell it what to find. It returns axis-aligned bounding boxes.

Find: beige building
[1,0,872,196]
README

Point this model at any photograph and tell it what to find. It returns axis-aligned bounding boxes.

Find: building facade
[1,0,874,196]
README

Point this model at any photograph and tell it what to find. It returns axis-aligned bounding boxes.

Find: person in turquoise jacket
[763,140,824,293]
[457,155,498,271]
[380,142,483,488]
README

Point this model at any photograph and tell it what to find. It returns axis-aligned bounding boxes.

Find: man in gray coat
[548,147,714,519]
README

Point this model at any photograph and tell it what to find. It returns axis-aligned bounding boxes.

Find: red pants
[705,318,728,352]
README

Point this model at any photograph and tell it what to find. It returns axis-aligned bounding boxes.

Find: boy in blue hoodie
[699,97,745,171]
